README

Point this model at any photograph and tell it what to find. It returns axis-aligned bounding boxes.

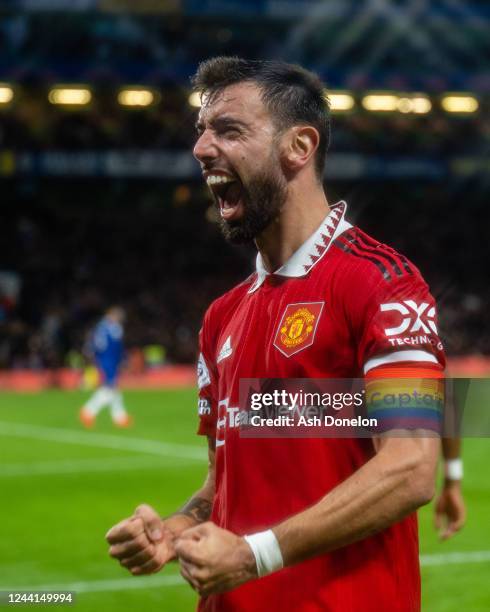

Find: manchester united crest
[274,302,325,357]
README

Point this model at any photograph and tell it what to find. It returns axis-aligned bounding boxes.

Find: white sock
[84,386,113,416]
[110,390,127,421]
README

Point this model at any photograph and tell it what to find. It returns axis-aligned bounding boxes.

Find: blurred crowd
[0,180,252,368]
[0,7,488,158]
[0,180,488,370]
[0,1,488,371]
[0,101,488,158]
[0,6,488,92]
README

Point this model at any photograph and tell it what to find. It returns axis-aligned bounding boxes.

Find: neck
[255,178,330,272]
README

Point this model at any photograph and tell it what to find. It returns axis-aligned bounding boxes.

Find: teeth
[206,175,234,186]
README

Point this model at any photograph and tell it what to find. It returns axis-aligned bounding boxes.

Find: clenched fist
[106,504,194,575]
[176,522,257,596]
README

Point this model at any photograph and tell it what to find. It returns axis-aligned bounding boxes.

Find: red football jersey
[196,202,444,612]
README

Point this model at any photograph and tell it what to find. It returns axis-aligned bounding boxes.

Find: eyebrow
[195,116,248,133]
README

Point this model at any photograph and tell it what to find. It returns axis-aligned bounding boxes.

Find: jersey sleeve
[346,269,445,433]
[196,308,219,437]
[353,271,445,375]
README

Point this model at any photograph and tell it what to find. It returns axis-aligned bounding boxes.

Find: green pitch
[0,390,488,611]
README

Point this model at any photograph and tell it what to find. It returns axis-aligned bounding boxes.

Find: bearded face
[194,83,291,243]
[207,148,288,245]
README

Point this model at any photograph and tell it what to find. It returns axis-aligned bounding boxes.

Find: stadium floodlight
[188,91,202,108]
[118,88,158,107]
[361,93,399,112]
[362,93,432,114]
[397,96,432,114]
[397,98,415,113]
[441,94,479,113]
[327,91,355,112]
[48,86,92,106]
[0,84,14,104]
[409,96,432,114]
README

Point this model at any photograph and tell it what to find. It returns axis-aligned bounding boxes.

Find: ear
[282,126,319,173]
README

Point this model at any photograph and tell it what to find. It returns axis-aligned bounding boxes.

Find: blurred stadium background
[0,0,488,610]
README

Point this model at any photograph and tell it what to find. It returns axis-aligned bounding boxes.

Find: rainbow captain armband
[244,529,284,578]
[364,366,444,433]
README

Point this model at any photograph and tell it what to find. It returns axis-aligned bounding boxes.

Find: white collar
[248,201,351,293]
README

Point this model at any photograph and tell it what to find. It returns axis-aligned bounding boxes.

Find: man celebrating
[106,58,463,610]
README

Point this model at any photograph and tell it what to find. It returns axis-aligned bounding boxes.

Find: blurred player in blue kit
[79,306,132,428]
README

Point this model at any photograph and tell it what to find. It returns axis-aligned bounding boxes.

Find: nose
[193,129,218,164]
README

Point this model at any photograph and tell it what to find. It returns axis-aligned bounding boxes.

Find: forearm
[152,473,215,564]
[442,437,461,460]
[159,488,213,537]
[273,437,439,566]
[164,437,216,536]
[173,476,215,526]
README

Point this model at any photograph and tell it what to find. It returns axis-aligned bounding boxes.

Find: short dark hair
[192,56,330,179]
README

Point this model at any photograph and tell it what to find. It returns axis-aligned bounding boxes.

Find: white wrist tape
[445,458,463,480]
[244,529,284,577]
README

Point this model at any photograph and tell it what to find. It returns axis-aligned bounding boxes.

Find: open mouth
[206,174,244,222]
